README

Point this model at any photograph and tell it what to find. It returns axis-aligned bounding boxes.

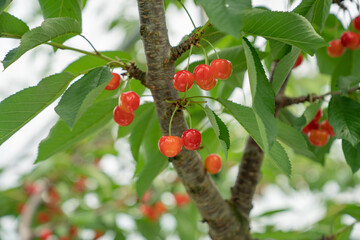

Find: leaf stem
[80,34,99,54]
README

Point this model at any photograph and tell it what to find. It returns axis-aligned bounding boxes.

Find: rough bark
[136,0,246,239]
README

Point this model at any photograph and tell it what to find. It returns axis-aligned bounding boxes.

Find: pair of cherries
[105,72,140,126]
[327,15,360,58]
[158,129,202,157]
[302,110,335,147]
[173,59,233,92]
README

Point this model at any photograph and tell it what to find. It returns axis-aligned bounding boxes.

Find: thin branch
[276,86,360,109]
[167,21,212,63]
[332,0,347,10]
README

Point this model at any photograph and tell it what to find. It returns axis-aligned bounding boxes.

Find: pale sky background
[0,0,359,239]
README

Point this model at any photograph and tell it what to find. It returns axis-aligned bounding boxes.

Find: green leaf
[0,12,29,38]
[342,140,360,173]
[0,72,74,146]
[39,0,82,24]
[55,67,112,129]
[276,120,317,161]
[63,51,131,76]
[129,103,156,160]
[337,75,360,93]
[242,8,327,55]
[203,105,230,159]
[271,46,301,94]
[218,98,263,147]
[197,0,251,37]
[243,37,277,153]
[0,0,12,13]
[136,111,167,199]
[269,141,291,177]
[2,17,81,69]
[331,50,360,91]
[329,96,360,146]
[341,204,360,221]
[36,98,117,162]
[269,40,291,60]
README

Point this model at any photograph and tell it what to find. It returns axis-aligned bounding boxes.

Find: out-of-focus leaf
[0,0,12,13]
[269,141,292,177]
[0,11,29,38]
[39,0,82,24]
[342,140,360,173]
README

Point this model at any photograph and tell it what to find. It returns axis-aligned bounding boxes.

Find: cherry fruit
[113,105,134,126]
[105,72,121,90]
[327,39,345,57]
[320,119,335,136]
[173,193,190,207]
[158,136,182,157]
[341,31,360,50]
[39,228,52,240]
[193,64,215,90]
[173,70,195,92]
[204,154,222,174]
[119,91,140,112]
[293,54,303,68]
[308,129,329,147]
[181,129,202,150]
[302,120,319,135]
[354,15,360,32]
[210,59,233,80]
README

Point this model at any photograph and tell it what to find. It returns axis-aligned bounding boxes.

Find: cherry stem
[186,44,193,72]
[202,38,219,59]
[169,105,179,136]
[178,0,196,29]
[185,108,193,129]
[186,95,217,101]
[200,45,208,65]
[80,35,99,54]
[197,20,212,38]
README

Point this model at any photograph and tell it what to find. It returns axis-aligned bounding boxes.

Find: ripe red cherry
[105,72,121,90]
[354,15,360,31]
[94,230,105,240]
[293,54,303,68]
[308,129,329,147]
[341,31,360,50]
[327,39,345,57]
[36,211,51,223]
[302,120,319,135]
[173,70,194,92]
[193,64,215,88]
[313,109,322,122]
[181,129,202,150]
[210,59,233,80]
[200,78,217,91]
[119,91,140,112]
[320,120,335,136]
[113,105,134,126]
[39,228,52,240]
[204,154,222,174]
[173,193,190,207]
[158,136,182,157]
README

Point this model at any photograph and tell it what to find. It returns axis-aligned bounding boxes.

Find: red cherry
[173,70,195,92]
[24,182,39,196]
[69,225,78,237]
[94,230,105,240]
[354,15,360,32]
[293,54,303,68]
[48,186,60,204]
[173,193,190,207]
[341,31,360,50]
[141,190,151,203]
[113,105,134,126]
[308,129,329,147]
[36,211,51,223]
[210,59,233,80]
[320,120,335,136]
[181,129,202,150]
[193,64,215,88]
[39,228,52,240]
[105,72,121,90]
[158,136,182,157]
[313,109,322,122]
[119,91,140,112]
[204,154,222,174]
[199,78,217,91]
[327,39,345,57]
[302,120,319,134]
[153,201,167,218]
[74,176,87,192]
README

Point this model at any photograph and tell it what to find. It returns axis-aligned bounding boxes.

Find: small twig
[276,86,360,109]
[80,35,99,54]
[332,0,347,10]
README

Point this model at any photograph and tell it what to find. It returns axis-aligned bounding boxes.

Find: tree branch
[276,86,360,109]
[136,0,245,239]
[332,0,347,10]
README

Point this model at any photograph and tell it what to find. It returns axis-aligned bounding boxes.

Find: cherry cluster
[302,110,335,147]
[173,59,233,92]
[327,15,360,57]
[105,72,140,126]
